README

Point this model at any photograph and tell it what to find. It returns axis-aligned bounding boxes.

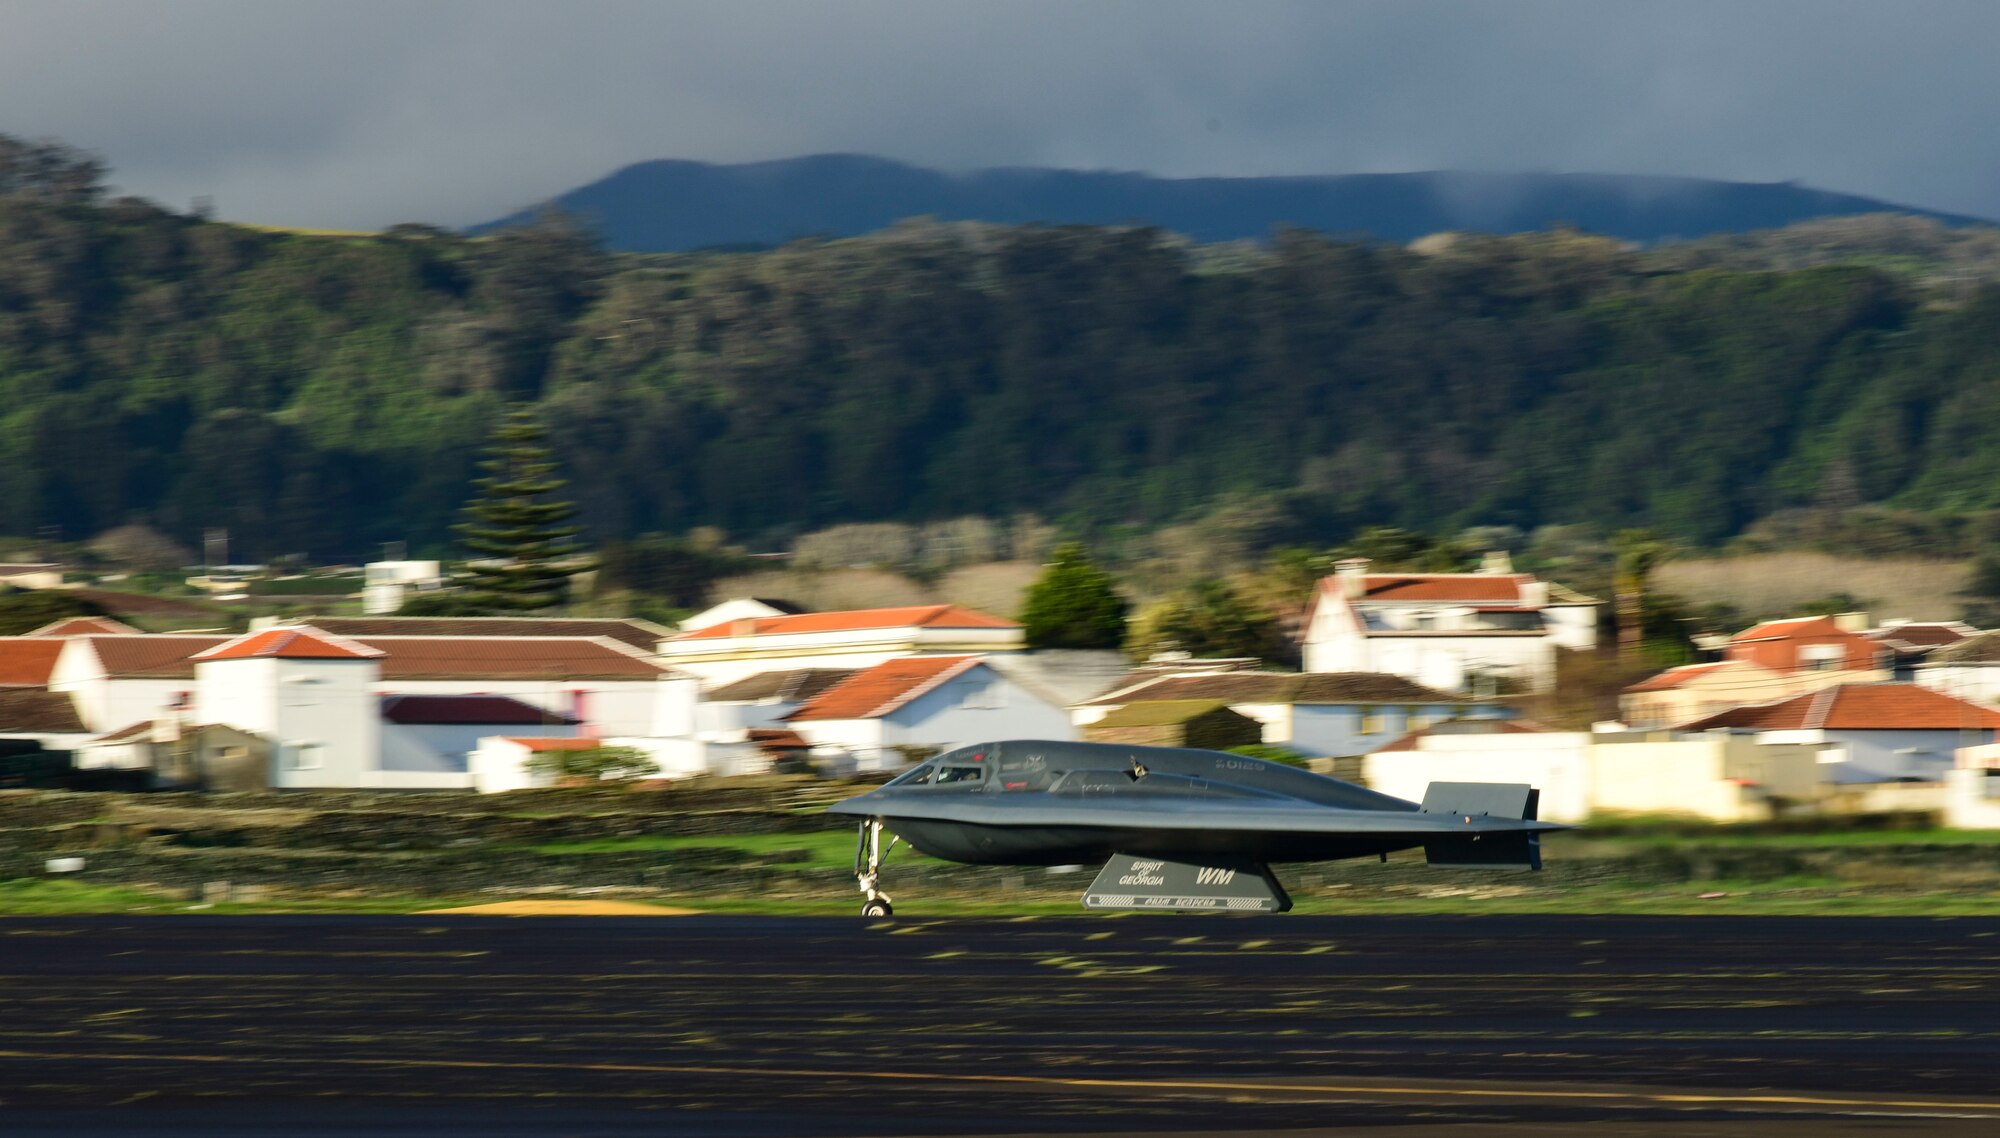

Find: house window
[288,743,326,770]
[1407,707,1432,731]
[1359,708,1387,735]
[218,745,248,762]
[1800,644,1845,672]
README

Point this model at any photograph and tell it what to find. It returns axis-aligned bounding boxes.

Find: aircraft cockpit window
[887,764,936,786]
[932,766,985,785]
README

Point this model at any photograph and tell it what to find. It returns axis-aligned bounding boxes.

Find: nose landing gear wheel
[854,818,899,918]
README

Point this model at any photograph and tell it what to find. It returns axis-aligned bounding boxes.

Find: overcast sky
[5,0,1999,230]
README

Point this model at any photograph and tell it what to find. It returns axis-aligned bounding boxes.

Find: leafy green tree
[523,744,660,785]
[1019,542,1128,649]
[1133,579,1275,661]
[0,590,108,635]
[1611,529,1672,659]
[455,406,591,611]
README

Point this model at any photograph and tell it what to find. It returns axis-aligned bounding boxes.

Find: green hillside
[8,140,2000,560]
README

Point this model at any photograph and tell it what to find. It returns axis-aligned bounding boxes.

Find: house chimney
[1334,558,1371,600]
[1833,611,1870,633]
[1481,550,1514,575]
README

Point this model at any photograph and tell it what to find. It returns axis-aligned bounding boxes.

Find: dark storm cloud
[4,0,1998,229]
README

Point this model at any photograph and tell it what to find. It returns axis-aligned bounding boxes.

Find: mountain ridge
[471,154,1991,250]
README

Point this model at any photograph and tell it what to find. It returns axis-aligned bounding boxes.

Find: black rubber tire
[860,899,893,917]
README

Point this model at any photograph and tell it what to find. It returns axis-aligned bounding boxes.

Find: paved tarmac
[0,913,1997,1136]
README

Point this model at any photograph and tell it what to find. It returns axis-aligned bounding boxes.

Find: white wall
[1916,664,2000,706]
[1365,733,1595,821]
[380,721,574,773]
[49,653,190,734]
[230,658,379,790]
[1944,766,2000,828]
[1544,604,1600,651]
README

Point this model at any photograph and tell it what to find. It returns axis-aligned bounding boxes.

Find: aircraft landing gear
[854,818,899,917]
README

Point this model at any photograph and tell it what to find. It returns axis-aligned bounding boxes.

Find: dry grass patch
[1657,553,1970,621]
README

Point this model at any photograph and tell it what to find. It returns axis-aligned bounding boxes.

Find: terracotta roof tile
[1731,615,1843,643]
[1624,662,1732,693]
[674,605,1017,641]
[83,636,229,679]
[1864,622,1974,649]
[357,636,667,681]
[79,634,667,682]
[0,688,85,734]
[1085,671,1465,706]
[194,627,385,662]
[787,656,984,721]
[500,737,598,752]
[705,669,860,703]
[301,616,669,652]
[1358,575,1529,604]
[1677,683,2000,731]
[0,639,68,685]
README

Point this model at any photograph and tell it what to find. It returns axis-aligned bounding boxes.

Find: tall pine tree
[455,406,590,611]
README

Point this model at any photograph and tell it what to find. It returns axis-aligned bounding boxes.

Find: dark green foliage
[395,592,506,617]
[522,744,660,784]
[12,151,2000,560]
[1331,527,1474,572]
[1019,543,1128,650]
[596,536,749,609]
[1143,579,1276,661]
[0,590,106,635]
[455,407,589,611]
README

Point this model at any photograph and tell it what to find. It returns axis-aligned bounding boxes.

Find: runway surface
[1,913,1998,1135]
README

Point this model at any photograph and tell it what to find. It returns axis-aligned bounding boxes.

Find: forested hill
[472,154,1988,251]
[12,177,2000,560]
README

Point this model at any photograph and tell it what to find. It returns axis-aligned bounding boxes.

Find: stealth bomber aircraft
[827,739,1562,914]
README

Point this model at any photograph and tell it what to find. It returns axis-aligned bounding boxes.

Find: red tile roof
[1624,662,1732,693]
[356,636,667,680]
[787,655,984,721]
[674,605,1017,641]
[1677,683,2000,732]
[0,688,85,734]
[1864,622,1974,649]
[89,720,155,744]
[26,617,142,637]
[1731,615,1842,643]
[79,634,667,682]
[193,627,384,662]
[298,616,669,652]
[83,636,229,679]
[380,694,578,726]
[0,638,68,685]
[501,737,598,752]
[1356,575,1530,605]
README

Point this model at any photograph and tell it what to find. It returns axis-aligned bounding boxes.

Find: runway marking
[2,1048,1998,1119]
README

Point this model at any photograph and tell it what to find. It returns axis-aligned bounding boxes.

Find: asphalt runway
[1,914,1997,1136]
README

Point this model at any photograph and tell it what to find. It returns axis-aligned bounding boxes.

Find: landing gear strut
[854,818,899,917]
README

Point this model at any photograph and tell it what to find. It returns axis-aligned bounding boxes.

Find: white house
[679,597,805,632]
[361,560,444,614]
[660,604,1025,686]
[1364,721,1823,823]
[1300,553,1599,693]
[1075,669,1504,757]
[50,635,229,734]
[191,627,388,789]
[1677,682,2000,783]
[783,655,1075,772]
